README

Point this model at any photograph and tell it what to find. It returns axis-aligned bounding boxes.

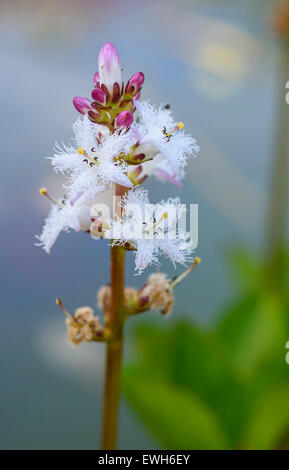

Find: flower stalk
[101,244,126,450]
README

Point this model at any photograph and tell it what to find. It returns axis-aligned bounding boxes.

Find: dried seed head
[97,285,137,311]
[139,272,175,315]
[124,287,138,303]
[97,285,111,310]
[66,306,103,346]
[74,306,94,322]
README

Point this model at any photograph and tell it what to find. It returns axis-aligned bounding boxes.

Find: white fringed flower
[133,100,199,179]
[112,189,194,273]
[37,43,200,260]
[35,188,104,254]
[36,186,116,252]
[51,115,133,204]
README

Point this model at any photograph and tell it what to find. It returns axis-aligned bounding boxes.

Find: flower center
[78,147,99,167]
[162,122,184,141]
[144,212,168,237]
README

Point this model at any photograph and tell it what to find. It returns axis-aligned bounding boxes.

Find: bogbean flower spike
[37,40,200,310]
[36,41,201,449]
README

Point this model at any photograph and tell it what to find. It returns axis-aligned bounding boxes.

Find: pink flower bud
[125,72,144,96]
[98,42,121,95]
[73,97,92,114]
[115,111,134,129]
[91,87,107,105]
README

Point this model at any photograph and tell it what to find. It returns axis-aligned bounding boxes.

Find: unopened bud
[125,72,145,96]
[115,110,134,129]
[73,97,92,114]
[98,42,122,95]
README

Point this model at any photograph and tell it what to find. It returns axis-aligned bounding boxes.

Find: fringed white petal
[35,201,80,253]
[112,188,194,273]
[51,115,136,200]
[134,239,158,273]
[135,100,199,178]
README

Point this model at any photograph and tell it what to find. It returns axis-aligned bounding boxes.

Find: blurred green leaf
[216,291,286,378]
[129,321,235,393]
[129,323,170,376]
[124,250,289,449]
[161,322,247,444]
[123,366,228,449]
[125,321,245,446]
[166,322,236,398]
[241,383,289,449]
[226,248,261,288]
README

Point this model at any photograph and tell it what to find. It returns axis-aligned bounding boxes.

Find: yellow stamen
[39,187,62,206]
[78,147,85,155]
[164,122,184,139]
[151,212,168,231]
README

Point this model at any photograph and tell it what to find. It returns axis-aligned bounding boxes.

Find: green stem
[101,245,125,449]
[101,326,124,449]
[265,42,289,289]
[101,184,126,449]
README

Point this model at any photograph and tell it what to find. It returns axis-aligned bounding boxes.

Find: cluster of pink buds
[73,43,144,132]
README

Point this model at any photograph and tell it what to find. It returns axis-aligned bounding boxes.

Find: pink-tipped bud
[115,111,134,129]
[98,42,121,95]
[91,87,107,105]
[125,72,144,96]
[93,72,100,86]
[73,97,92,114]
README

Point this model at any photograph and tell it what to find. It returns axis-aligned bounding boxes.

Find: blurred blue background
[1,0,287,449]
